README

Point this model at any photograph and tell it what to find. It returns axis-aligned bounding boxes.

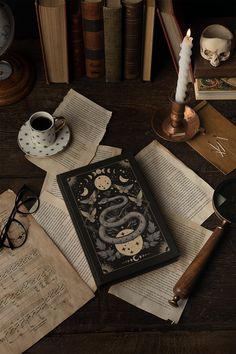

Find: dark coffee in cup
[29,111,66,147]
[31,117,52,131]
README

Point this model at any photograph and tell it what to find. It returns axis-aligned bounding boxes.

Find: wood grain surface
[1,39,236,354]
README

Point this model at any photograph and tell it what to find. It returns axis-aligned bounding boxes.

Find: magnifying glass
[169,178,236,307]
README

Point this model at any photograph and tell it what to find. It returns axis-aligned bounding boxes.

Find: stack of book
[156,0,236,100]
[194,78,236,100]
[193,17,236,100]
[35,0,158,83]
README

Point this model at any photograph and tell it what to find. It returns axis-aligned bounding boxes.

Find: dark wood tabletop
[1,39,236,354]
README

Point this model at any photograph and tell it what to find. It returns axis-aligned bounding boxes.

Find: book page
[41,145,122,199]
[0,190,94,354]
[33,191,97,292]
[35,145,121,292]
[109,140,214,322]
[26,89,112,175]
[109,216,211,323]
[135,140,214,224]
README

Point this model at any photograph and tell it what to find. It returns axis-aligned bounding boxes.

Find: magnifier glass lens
[213,179,236,223]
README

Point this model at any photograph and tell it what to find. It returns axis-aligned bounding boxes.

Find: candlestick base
[151,102,200,143]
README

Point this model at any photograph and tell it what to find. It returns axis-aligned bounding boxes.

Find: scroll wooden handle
[169,220,228,307]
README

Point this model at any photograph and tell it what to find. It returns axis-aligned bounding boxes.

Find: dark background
[1,1,236,353]
[4,0,236,38]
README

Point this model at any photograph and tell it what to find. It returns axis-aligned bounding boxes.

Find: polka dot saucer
[17,120,71,158]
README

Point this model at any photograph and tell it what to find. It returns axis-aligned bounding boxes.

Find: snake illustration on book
[98,195,146,245]
[62,156,178,280]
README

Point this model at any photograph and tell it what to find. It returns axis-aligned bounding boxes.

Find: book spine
[81,0,105,79]
[122,0,144,80]
[68,0,86,80]
[103,3,122,82]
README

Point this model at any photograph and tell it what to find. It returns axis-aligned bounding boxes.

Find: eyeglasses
[0,185,40,249]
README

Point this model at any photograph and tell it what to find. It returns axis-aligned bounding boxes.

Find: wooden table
[1,40,236,354]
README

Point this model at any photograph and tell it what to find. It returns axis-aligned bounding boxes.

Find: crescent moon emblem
[80,187,89,197]
[119,175,129,183]
[133,255,140,262]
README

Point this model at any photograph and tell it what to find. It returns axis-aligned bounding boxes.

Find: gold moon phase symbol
[81,187,89,196]
[119,175,129,183]
[94,175,112,190]
[115,229,143,256]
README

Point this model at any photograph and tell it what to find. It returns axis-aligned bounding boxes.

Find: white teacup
[29,111,66,147]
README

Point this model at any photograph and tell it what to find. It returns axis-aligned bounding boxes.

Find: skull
[200,24,233,67]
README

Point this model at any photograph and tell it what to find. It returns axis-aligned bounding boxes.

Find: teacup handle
[54,116,66,133]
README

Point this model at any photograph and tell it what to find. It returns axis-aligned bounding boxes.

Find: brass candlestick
[151,94,200,142]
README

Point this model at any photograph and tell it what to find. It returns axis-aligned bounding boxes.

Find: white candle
[175,29,193,103]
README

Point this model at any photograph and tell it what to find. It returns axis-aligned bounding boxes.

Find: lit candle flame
[187,28,191,37]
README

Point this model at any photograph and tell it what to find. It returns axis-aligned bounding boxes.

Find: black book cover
[57,153,179,287]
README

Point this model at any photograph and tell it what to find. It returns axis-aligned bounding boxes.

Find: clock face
[0,60,12,80]
[0,2,15,56]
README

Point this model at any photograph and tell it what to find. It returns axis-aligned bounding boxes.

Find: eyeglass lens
[2,219,27,248]
[213,178,236,224]
[0,185,39,249]
[15,186,39,214]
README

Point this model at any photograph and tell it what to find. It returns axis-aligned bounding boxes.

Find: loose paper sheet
[33,191,97,292]
[187,101,236,174]
[34,145,122,292]
[0,190,94,354]
[41,145,122,199]
[109,140,215,323]
[109,216,211,323]
[26,89,112,175]
[135,140,214,224]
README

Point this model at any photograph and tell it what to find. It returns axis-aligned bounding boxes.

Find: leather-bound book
[103,0,122,82]
[68,0,85,80]
[81,0,105,79]
[122,0,144,80]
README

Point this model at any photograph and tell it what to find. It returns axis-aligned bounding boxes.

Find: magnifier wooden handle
[169,220,228,307]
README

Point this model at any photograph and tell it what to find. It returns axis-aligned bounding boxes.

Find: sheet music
[0,190,94,354]
[109,140,215,323]
[33,191,97,292]
[34,145,122,292]
[26,89,112,175]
